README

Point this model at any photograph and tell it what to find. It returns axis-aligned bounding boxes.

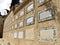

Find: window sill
[38,0,51,7]
[26,22,35,26]
[38,17,55,23]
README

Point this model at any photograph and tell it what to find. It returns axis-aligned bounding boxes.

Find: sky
[0,0,12,16]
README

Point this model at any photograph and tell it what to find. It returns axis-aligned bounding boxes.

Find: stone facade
[3,0,60,45]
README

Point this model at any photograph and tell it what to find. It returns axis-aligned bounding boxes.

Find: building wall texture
[3,0,60,45]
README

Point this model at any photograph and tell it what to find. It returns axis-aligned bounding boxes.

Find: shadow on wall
[0,15,7,38]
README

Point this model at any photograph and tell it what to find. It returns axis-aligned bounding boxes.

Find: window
[26,2,34,12]
[39,8,55,22]
[37,0,48,6]
[19,21,24,27]
[12,26,14,29]
[12,18,14,22]
[15,15,18,19]
[39,27,56,41]
[15,24,18,28]
[20,9,24,16]
[13,32,17,38]
[18,31,24,39]
[25,28,34,40]
[27,17,34,25]
[26,13,35,25]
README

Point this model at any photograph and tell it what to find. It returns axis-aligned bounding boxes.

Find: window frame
[12,26,14,29]
[15,15,18,19]
[26,13,35,26]
[27,17,35,26]
[18,31,24,39]
[26,1,34,13]
[20,9,24,17]
[38,8,55,22]
[19,20,24,28]
[14,24,18,29]
[12,17,14,22]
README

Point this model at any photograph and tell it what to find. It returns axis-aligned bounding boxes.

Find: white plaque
[39,27,56,41]
[25,28,34,40]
